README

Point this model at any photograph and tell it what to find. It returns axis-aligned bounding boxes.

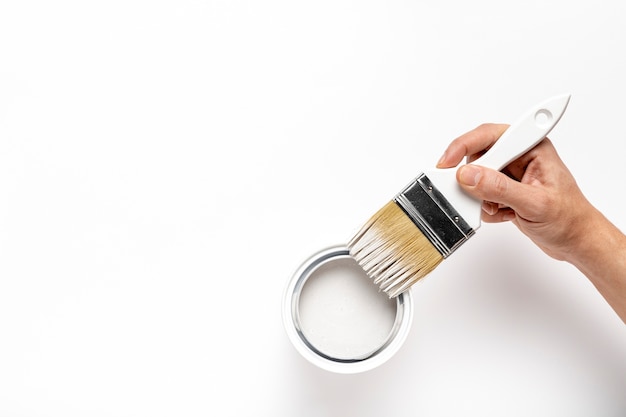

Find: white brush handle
[426,94,571,232]
[472,94,571,171]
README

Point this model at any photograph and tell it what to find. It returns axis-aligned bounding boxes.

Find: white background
[1,1,626,416]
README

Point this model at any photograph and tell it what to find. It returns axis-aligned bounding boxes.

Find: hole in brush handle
[472,94,570,171]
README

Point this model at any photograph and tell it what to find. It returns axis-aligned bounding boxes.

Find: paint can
[282,245,413,373]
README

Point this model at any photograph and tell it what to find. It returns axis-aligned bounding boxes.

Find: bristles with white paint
[348,201,444,298]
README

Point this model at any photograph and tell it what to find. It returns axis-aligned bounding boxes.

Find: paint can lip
[282,244,413,374]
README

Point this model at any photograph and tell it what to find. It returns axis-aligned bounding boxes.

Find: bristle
[348,201,443,298]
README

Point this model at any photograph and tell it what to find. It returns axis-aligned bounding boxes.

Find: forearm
[566,208,626,323]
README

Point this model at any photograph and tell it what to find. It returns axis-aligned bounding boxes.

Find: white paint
[298,257,397,360]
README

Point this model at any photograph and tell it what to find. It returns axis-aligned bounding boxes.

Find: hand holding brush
[348,95,571,297]
[439,123,626,324]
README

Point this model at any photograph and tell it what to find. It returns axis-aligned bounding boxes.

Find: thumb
[456,164,535,213]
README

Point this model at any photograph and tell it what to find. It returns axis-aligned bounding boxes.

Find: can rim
[282,245,413,374]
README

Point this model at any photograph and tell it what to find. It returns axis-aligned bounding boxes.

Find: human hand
[436,123,599,263]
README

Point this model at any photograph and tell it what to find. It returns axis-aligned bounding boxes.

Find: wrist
[564,206,625,272]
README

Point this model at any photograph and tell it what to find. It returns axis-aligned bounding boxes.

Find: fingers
[500,138,556,181]
[481,201,499,215]
[481,203,517,223]
[437,123,509,168]
[440,123,562,225]
[456,164,545,219]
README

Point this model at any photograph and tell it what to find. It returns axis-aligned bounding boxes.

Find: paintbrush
[348,94,571,297]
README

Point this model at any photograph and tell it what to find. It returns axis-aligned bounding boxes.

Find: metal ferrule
[394,173,475,258]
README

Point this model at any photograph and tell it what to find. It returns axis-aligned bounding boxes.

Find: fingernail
[458,165,481,186]
[436,151,447,167]
[503,212,516,222]
[481,201,496,215]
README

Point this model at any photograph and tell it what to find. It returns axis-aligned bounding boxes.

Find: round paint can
[282,245,413,374]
